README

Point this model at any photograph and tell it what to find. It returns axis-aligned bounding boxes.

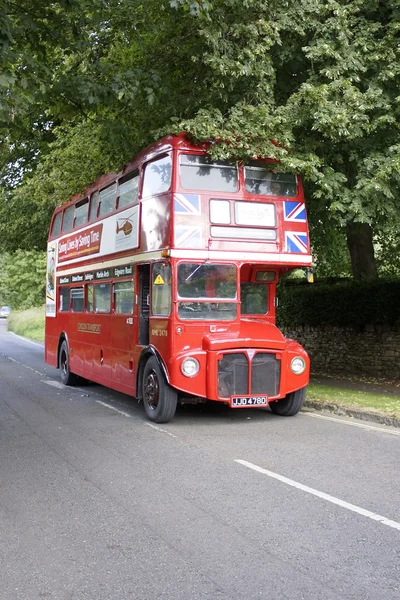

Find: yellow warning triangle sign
[154,274,165,285]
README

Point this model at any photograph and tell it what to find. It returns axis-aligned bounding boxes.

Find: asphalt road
[0,319,399,600]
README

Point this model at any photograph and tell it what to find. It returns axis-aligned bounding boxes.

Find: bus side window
[71,287,84,312]
[62,205,74,232]
[98,183,117,217]
[74,198,89,228]
[59,287,70,312]
[89,191,99,221]
[152,264,172,316]
[114,281,134,314]
[142,155,172,198]
[118,171,139,208]
[51,212,62,238]
[94,283,111,313]
[87,285,94,312]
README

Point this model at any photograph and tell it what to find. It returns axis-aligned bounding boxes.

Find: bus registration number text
[231,396,267,407]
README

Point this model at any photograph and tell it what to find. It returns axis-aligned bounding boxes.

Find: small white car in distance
[0,306,11,318]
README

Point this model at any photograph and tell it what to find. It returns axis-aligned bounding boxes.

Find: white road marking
[304,411,400,436]
[95,400,132,418]
[42,380,65,389]
[23,364,45,376]
[145,423,178,438]
[6,355,44,376]
[235,459,400,532]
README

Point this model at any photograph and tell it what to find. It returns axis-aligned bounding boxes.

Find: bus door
[110,278,136,393]
[148,262,172,356]
[138,264,150,345]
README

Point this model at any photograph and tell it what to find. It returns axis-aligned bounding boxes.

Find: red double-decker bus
[45,133,312,422]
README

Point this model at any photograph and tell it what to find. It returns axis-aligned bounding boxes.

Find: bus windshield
[244,162,297,197]
[177,263,237,321]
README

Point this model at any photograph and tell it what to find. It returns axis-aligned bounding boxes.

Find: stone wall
[281,324,400,380]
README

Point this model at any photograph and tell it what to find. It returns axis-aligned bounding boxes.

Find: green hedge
[277,279,400,328]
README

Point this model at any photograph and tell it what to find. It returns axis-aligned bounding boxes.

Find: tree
[0,250,46,309]
[0,1,399,278]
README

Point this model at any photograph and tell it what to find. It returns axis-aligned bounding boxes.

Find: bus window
[177,263,237,321]
[152,264,172,316]
[98,183,117,217]
[74,198,89,228]
[178,263,236,299]
[240,283,268,315]
[114,281,134,314]
[51,212,62,238]
[71,287,84,312]
[244,162,297,197]
[94,283,111,313]
[142,155,172,197]
[87,285,94,312]
[89,191,99,221]
[180,154,238,192]
[59,287,70,312]
[62,205,74,232]
[118,171,139,208]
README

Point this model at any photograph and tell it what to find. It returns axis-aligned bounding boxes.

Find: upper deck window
[244,162,297,197]
[62,205,75,232]
[98,183,117,217]
[142,155,172,197]
[118,171,139,208]
[180,154,238,192]
[74,198,89,228]
[51,212,62,238]
[89,191,99,221]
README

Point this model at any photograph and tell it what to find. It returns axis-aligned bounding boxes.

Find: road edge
[304,399,400,429]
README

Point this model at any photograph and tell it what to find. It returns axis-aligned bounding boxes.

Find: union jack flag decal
[174,193,201,215]
[284,201,306,222]
[175,226,202,248]
[285,232,308,254]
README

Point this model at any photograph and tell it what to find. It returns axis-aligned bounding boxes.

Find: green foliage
[7,306,45,342]
[277,279,400,328]
[0,250,46,309]
[374,228,400,278]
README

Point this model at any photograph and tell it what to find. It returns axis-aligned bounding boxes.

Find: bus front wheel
[142,357,177,423]
[59,340,79,386]
[269,387,306,416]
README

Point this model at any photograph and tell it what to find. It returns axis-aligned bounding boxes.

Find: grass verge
[307,383,400,419]
[7,306,45,342]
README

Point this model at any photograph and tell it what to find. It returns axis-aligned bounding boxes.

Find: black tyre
[142,356,178,423]
[59,340,79,386]
[269,387,306,416]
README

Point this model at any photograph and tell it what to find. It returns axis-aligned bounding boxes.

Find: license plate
[231,396,267,407]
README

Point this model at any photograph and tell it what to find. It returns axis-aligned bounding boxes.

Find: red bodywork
[45,134,311,407]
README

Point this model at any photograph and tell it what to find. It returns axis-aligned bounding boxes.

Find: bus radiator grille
[218,352,280,398]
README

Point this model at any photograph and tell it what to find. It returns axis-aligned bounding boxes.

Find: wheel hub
[144,370,160,410]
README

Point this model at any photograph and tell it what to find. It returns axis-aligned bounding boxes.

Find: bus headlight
[181,357,200,378]
[291,356,306,375]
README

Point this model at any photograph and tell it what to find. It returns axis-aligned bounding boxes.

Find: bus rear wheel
[269,387,306,416]
[59,340,79,386]
[142,357,177,423]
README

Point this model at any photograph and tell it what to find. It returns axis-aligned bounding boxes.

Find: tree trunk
[346,222,378,280]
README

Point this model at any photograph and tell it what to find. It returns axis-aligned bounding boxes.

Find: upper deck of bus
[48,133,312,270]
